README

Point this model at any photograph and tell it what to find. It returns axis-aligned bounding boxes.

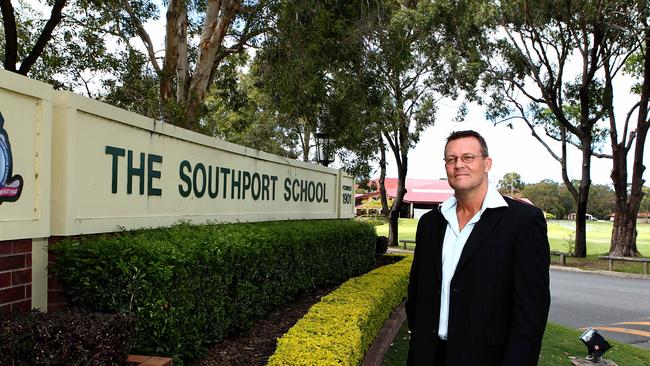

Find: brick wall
[47,237,68,312]
[0,239,33,313]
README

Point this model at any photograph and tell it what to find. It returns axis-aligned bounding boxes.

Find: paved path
[550,267,650,349]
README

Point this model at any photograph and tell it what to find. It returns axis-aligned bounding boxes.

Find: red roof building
[356,178,537,218]
[357,178,454,218]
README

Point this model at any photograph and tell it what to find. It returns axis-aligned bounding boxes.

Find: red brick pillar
[0,239,33,313]
[47,237,68,312]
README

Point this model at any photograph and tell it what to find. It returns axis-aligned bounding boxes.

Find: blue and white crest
[0,112,23,204]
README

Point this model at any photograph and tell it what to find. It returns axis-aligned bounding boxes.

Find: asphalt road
[549,268,650,350]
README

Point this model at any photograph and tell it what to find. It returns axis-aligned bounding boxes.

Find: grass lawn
[382,322,650,365]
[375,219,650,273]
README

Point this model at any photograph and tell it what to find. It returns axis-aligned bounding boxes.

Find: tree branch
[121,0,161,73]
[18,0,67,75]
[0,0,18,72]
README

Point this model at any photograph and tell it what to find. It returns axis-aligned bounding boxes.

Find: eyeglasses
[443,153,484,165]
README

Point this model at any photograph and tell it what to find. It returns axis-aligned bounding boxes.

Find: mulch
[199,286,335,366]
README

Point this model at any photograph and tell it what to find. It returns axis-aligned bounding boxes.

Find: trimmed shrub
[0,310,134,366]
[50,219,375,363]
[267,254,412,366]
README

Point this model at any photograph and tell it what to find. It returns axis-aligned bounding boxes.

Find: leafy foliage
[0,310,135,366]
[268,254,412,366]
[50,220,376,363]
[497,172,525,195]
[253,0,372,162]
[203,68,300,157]
[523,179,576,219]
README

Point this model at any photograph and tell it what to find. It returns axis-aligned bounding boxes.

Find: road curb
[550,265,650,280]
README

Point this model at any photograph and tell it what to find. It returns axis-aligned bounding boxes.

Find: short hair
[445,130,489,157]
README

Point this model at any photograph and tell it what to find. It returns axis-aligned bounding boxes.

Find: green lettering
[105,145,125,194]
[220,167,230,199]
[193,163,206,198]
[242,171,251,199]
[271,176,278,200]
[178,160,192,197]
[284,178,291,201]
[208,165,219,199]
[127,150,145,195]
[253,174,271,200]
[147,154,163,196]
[231,170,242,199]
[252,173,261,200]
[307,181,315,202]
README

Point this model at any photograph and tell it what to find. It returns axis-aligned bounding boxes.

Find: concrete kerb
[550,264,650,280]
[386,247,412,254]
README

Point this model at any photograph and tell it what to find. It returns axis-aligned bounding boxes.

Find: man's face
[444,137,492,194]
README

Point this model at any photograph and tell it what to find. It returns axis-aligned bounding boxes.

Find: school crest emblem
[0,112,23,204]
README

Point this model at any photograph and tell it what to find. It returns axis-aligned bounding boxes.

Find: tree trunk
[608,128,641,256]
[610,210,640,256]
[388,210,399,247]
[385,110,409,247]
[378,138,389,219]
[572,135,592,258]
[388,166,406,247]
[160,0,182,100]
[183,0,240,127]
[574,184,588,257]
[608,27,649,257]
[301,128,311,162]
[175,9,189,104]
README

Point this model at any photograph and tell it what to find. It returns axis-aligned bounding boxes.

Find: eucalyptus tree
[485,0,649,257]
[2,0,275,129]
[497,171,525,196]
[253,0,371,162]
[83,0,274,129]
[362,0,489,246]
[202,64,301,158]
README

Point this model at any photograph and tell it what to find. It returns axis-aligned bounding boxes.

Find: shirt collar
[439,184,508,215]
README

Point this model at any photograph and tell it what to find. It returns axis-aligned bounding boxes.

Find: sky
[377,98,650,187]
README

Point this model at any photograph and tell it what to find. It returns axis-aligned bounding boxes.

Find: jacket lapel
[455,207,506,272]
[431,210,447,281]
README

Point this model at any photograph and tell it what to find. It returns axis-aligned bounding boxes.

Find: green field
[375,219,650,255]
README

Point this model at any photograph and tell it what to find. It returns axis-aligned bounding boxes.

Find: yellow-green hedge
[267,255,413,366]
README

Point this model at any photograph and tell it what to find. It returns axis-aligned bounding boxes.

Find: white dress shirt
[437,184,508,340]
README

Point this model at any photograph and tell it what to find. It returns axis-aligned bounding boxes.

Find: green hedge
[50,220,376,363]
[267,254,412,366]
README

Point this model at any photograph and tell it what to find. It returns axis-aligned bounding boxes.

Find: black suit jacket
[406,196,550,366]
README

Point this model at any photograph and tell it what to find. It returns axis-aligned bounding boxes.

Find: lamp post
[314,131,335,167]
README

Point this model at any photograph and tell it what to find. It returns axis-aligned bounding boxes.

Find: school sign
[0,70,354,312]
[50,91,353,235]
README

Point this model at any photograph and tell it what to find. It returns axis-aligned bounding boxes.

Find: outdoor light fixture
[315,130,335,167]
[579,328,611,363]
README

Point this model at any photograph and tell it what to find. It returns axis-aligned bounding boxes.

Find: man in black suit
[406,130,550,365]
